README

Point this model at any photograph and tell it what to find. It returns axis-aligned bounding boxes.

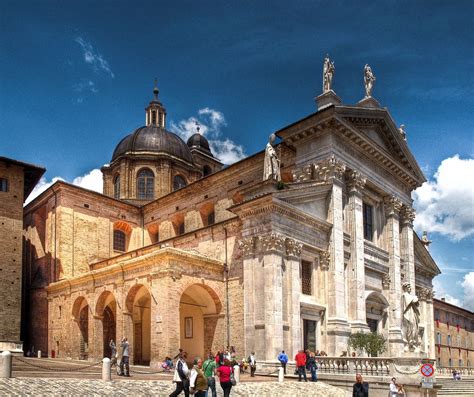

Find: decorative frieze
[383,196,403,217]
[400,206,416,226]
[319,251,330,270]
[346,170,367,193]
[292,155,346,184]
[292,163,313,182]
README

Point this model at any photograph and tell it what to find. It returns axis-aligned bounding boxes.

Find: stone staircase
[437,377,474,396]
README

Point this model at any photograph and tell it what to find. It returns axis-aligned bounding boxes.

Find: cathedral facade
[21,76,440,366]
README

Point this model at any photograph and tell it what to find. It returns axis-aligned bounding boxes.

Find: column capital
[285,238,303,257]
[238,237,256,258]
[259,232,286,253]
[319,250,330,270]
[383,196,403,217]
[382,273,391,289]
[346,170,367,194]
[416,286,434,302]
[315,155,346,183]
[400,205,416,226]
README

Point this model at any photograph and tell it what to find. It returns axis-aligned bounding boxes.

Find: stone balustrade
[437,366,474,376]
[315,356,392,376]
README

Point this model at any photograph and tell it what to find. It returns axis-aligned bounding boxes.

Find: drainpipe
[224,227,230,348]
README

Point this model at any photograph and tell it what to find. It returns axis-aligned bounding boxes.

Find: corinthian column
[321,156,350,355]
[346,171,369,332]
[400,205,416,289]
[384,196,404,355]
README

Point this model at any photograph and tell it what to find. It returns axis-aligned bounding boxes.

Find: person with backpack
[202,353,217,397]
[170,351,190,397]
[277,350,288,374]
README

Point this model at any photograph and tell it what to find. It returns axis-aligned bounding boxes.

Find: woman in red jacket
[216,359,234,397]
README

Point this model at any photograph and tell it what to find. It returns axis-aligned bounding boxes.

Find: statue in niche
[323,55,335,93]
[364,64,376,97]
[402,282,421,350]
[263,133,281,182]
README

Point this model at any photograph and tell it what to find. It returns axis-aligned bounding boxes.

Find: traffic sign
[420,363,434,377]
[421,377,434,389]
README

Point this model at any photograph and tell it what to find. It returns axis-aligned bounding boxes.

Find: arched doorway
[96,291,117,358]
[72,297,89,359]
[179,284,222,360]
[126,285,151,365]
[365,291,389,335]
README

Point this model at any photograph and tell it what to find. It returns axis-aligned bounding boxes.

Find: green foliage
[348,332,387,357]
[276,181,287,190]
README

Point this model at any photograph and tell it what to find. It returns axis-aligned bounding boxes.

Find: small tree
[348,332,387,357]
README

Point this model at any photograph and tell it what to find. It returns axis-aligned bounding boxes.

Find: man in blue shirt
[277,350,288,374]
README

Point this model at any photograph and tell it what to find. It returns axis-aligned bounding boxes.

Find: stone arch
[365,291,389,334]
[96,291,117,358]
[125,284,151,365]
[71,296,89,359]
[179,283,223,360]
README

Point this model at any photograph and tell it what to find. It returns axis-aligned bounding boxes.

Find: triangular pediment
[333,106,426,187]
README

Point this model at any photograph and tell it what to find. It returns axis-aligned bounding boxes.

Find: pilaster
[384,195,404,354]
[346,171,369,331]
[400,205,416,289]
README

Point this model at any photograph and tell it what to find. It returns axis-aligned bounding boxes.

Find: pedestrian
[170,351,190,397]
[189,357,208,397]
[248,351,257,377]
[203,353,217,397]
[308,352,317,382]
[119,337,130,377]
[277,350,288,374]
[353,373,369,397]
[396,383,406,396]
[109,339,119,374]
[216,359,233,397]
[295,350,307,382]
[389,377,398,396]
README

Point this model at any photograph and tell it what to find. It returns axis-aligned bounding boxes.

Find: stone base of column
[349,321,371,333]
[326,317,351,355]
[388,327,405,356]
[0,341,23,355]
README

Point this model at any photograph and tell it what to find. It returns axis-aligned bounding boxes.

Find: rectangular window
[0,178,8,192]
[113,230,126,252]
[178,222,185,235]
[301,261,312,295]
[363,203,373,241]
[303,319,317,352]
[207,212,215,226]
[437,332,442,344]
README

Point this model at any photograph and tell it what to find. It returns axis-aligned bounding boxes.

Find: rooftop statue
[402,283,421,351]
[364,64,376,97]
[323,55,335,93]
[263,133,281,182]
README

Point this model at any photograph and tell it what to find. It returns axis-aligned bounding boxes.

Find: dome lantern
[145,79,166,128]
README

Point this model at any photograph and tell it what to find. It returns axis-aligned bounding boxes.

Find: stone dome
[187,133,213,156]
[112,126,193,163]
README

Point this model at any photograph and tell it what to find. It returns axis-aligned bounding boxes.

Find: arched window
[137,169,154,200]
[203,165,212,177]
[113,175,120,199]
[173,175,187,191]
[113,230,126,252]
[0,178,8,192]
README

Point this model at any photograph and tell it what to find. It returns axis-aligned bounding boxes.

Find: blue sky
[1,1,473,306]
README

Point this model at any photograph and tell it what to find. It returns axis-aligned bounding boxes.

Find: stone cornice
[46,247,223,295]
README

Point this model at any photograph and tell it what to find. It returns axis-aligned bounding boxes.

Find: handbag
[230,371,236,386]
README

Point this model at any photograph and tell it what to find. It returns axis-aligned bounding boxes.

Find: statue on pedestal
[263,133,281,182]
[399,124,407,141]
[364,64,376,97]
[402,283,421,351]
[323,55,335,93]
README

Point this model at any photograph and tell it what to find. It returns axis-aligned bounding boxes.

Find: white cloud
[170,108,246,165]
[25,168,103,205]
[432,278,462,307]
[461,272,474,311]
[74,37,114,78]
[413,155,474,241]
[74,80,98,94]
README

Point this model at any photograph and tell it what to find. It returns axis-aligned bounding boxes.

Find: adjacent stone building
[434,298,474,370]
[21,76,441,366]
[0,156,44,353]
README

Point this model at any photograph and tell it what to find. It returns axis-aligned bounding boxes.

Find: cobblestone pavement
[0,378,345,396]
